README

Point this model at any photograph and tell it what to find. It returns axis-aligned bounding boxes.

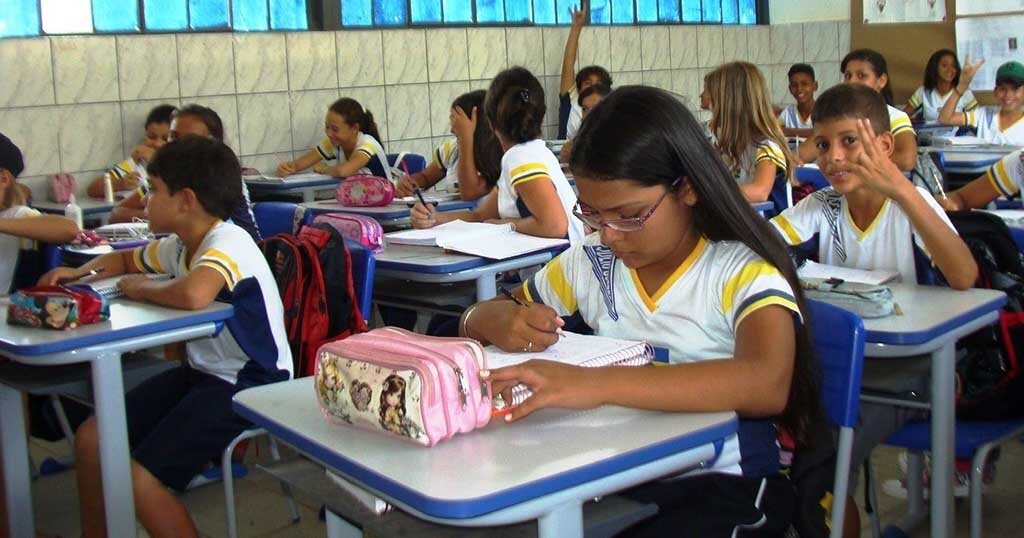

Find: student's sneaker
[882,469,976,499]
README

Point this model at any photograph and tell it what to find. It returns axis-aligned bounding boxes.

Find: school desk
[298,200,477,227]
[0,299,234,538]
[245,175,340,203]
[923,145,1020,175]
[857,284,1006,538]
[233,377,737,538]
[32,198,115,225]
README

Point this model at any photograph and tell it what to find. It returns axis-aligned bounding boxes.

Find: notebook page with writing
[385,220,513,247]
[798,260,899,285]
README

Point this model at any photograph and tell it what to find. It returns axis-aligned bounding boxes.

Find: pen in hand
[58,267,106,285]
[500,287,564,338]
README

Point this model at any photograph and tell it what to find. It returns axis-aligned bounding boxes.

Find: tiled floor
[24,432,1024,537]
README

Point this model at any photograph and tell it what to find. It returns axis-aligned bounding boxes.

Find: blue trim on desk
[232,401,737,520]
[0,305,234,356]
[864,294,1007,346]
[244,179,340,190]
[35,205,112,215]
[377,247,563,274]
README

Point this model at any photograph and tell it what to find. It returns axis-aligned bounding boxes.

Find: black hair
[575,65,613,92]
[485,67,546,144]
[788,63,815,81]
[452,90,503,187]
[145,104,177,127]
[578,83,612,107]
[569,86,823,447]
[175,104,225,142]
[147,136,241,220]
[922,49,960,91]
[330,97,383,144]
[811,84,890,135]
[841,49,894,105]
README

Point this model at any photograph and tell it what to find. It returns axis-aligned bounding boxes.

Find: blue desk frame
[245,177,340,203]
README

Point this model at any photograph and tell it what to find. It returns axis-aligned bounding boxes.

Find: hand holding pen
[410,188,438,229]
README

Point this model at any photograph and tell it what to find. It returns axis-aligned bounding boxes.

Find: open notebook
[385,220,568,260]
[394,192,460,204]
[797,260,898,286]
[243,172,335,184]
[75,274,172,300]
[486,332,654,407]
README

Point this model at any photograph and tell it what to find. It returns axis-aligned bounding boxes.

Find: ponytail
[330,97,382,142]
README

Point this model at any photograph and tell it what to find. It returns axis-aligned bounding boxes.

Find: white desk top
[861,284,1005,346]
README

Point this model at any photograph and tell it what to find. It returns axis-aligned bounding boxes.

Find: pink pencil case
[335,175,395,207]
[313,213,384,253]
[314,327,492,446]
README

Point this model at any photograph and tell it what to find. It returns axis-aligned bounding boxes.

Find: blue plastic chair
[253,202,313,238]
[796,166,830,192]
[344,238,375,322]
[387,153,426,174]
[807,299,866,537]
[768,173,794,217]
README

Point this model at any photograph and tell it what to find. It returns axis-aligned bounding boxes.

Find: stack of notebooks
[93,222,152,242]
[385,220,568,259]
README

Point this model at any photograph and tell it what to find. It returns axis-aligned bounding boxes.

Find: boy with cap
[939,59,1024,145]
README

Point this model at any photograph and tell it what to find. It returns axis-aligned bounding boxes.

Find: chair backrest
[769,173,793,216]
[806,299,866,428]
[795,166,830,192]
[343,238,375,320]
[253,202,312,238]
[387,153,426,174]
[10,243,61,293]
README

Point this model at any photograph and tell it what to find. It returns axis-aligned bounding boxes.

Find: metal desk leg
[92,353,137,537]
[930,342,956,538]
[475,273,498,302]
[537,502,583,538]
[325,509,363,538]
[0,383,34,538]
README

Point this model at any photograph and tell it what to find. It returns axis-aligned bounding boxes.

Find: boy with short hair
[779,63,818,138]
[558,0,612,140]
[40,136,292,538]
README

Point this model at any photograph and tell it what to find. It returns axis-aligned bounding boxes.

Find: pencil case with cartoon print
[7,285,110,330]
[314,327,492,446]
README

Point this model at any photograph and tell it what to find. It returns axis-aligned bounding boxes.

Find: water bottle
[65,194,83,229]
[102,172,115,203]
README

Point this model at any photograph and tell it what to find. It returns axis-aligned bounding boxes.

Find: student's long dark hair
[569,86,823,446]
[485,67,546,145]
[452,90,503,187]
[842,49,894,106]
[923,49,961,91]
[330,97,383,144]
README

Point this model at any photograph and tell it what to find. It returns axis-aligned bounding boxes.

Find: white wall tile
[722,27,748,63]
[803,22,839,63]
[613,71,643,87]
[577,26,611,73]
[769,23,803,65]
[838,21,851,58]
[240,152,295,175]
[342,86,388,143]
[426,29,469,82]
[810,61,842,94]
[286,32,338,91]
[467,28,507,80]
[237,92,292,155]
[337,30,385,87]
[470,79,492,92]
[641,26,671,71]
[672,69,701,111]
[385,84,430,140]
[177,34,236,97]
[58,103,122,172]
[387,138,433,159]
[610,27,642,72]
[382,30,428,85]
[506,28,544,75]
[642,70,673,92]
[696,27,724,69]
[428,81,470,138]
[52,37,118,104]
[748,26,771,65]
[767,64,794,105]
[541,27,570,77]
[187,95,240,155]
[119,98,180,159]
[116,36,179,101]
[289,89,340,154]
[541,75,560,127]
[670,26,698,69]
[0,107,61,176]
[233,34,287,94]
[0,38,55,107]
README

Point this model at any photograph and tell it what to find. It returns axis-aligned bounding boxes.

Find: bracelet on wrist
[460,303,482,339]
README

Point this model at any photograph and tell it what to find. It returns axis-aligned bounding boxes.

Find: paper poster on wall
[956,15,1024,90]
[864,0,947,23]
[957,0,1024,16]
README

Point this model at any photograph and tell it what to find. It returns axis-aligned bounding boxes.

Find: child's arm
[314,151,371,178]
[559,1,588,97]
[396,163,444,197]
[740,161,779,203]
[939,57,984,126]
[110,191,147,223]
[490,180,569,238]
[117,266,224,310]
[87,171,139,199]
[277,149,323,177]
[452,107,490,201]
[940,172,1001,211]
[559,139,574,163]
[38,248,136,286]
[891,130,919,172]
[0,213,78,244]
[410,189,499,228]
[850,119,977,289]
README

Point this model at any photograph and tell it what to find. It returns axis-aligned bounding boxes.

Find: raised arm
[559,1,588,95]
[939,57,984,126]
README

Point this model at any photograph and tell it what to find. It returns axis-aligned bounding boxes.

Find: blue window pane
[191,0,229,29]
[476,0,505,23]
[443,0,472,22]
[636,0,656,22]
[233,0,268,30]
[555,0,575,24]
[610,0,632,23]
[411,0,442,23]
[739,0,756,24]
[145,0,188,30]
[590,0,610,23]
[658,0,679,22]
[681,0,700,22]
[0,0,40,37]
[701,0,721,22]
[721,0,738,23]
[93,0,139,31]
[342,0,373,26]
[506,0,532,22]
[271,0,307,29]
[533,0,556,24]
[374,0,407,25]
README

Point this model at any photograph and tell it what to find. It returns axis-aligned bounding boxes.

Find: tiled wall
[0,21,850,198]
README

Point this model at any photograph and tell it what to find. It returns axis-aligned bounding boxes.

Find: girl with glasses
[462,85,822,537]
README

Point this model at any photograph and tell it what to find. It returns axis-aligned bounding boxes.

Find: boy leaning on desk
[39,136,293,538]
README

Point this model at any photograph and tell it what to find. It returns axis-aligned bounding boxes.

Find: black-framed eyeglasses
[572,177,683,232]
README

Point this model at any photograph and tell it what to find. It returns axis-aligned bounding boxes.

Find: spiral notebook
[76,274,172,300]
[485,332,654,406]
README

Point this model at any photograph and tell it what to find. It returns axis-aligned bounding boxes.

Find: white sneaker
[882,472,975,499]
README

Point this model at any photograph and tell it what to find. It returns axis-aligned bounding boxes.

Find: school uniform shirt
[736,139,788,186]
[497,139,585,244]
[887,105,915,138]
[430,138,459,193]
[559,89,583,140]
[132,221,293,387]
[523,234,800,478]
[107,159,147,196]
[779,104,813,130]
[316,132,391,181]
[965,106,1024,146]
[770,187,955,284]
[0,206,41,293]
[984,149,1024,199]
[907,86,978,123]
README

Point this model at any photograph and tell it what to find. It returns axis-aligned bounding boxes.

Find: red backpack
[260,223,368,377]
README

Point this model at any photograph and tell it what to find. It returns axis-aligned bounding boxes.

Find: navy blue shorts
[124,365,250,491]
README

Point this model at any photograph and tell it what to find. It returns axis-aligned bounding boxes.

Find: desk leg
[537,502,583,538]
[0,383,34,538]
[92,353,138,538]
[475,274,497,302]
[931,342,956,538]
[325,509,363,538]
